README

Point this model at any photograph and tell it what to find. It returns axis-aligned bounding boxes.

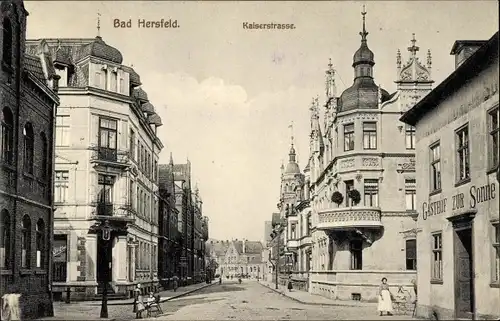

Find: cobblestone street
[147,280,417,320]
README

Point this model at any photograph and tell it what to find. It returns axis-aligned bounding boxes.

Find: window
[129,129,135,161]
[364,179,379,207]
[405,239,417,270]
[98,118,118,161]
[0,210,10,268]
[456,125,470,182]
[350,240,362,270]
[130,180,135,210]
[36,219,45,268]
[493,223,500,284]
[154,160,158,181]
[21,215,31,268]
[430,143,441,192]
[345,180,354,207]
[55,115,70,146]
[1,107,14,164]
[23,123,34,174]
[431,233,443,281]
[54,171,69,203]
[344,123,355,151]
[2,18,12,66]
[110,71,117,92]
[405,179,417,210]
[307,214,312,236]
[53,235,68,282]
[290,224,297,239]
[40,133,48,179]
[97,174,114,216]
[101,68,108,90]
[405,125,416,150]
[363,122,377,149]
[488,107,499,169]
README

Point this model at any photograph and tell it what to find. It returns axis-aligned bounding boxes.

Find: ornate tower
[395,33,434,112]
[280,125,304,219]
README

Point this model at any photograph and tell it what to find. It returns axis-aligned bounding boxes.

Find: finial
[97,11,101,37]
[408,33,420,56]
[427,49,432,69]
[328,58,333,69]
[288,121,294,147]
[359,5,368,42]
[396,49,401,68]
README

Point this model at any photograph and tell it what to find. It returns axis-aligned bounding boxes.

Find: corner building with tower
[306,8,434,301]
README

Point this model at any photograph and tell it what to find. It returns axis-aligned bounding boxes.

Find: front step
[91,293,128,301]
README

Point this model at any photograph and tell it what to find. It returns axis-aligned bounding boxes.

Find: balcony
[97,202,114,216]
[90,146,130,169]
[317,206,382,230]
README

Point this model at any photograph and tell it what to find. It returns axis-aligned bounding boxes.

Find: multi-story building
[1,1,60,317]
[158,156,180,288]
[24,33,164,299]
[220,239,264,279]
[206,239,230,277]
[401,32,499,320]
[307,8,434,301]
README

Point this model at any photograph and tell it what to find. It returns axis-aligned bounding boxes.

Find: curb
[258,281,377,308]
[83,282,217,306]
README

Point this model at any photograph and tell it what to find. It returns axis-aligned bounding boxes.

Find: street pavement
[144,280,418,320]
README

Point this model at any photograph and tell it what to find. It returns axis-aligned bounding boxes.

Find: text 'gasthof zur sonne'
[114,19,180,28]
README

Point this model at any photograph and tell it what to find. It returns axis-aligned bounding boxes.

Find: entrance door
[454,227,475,319]
[96,236,113,286]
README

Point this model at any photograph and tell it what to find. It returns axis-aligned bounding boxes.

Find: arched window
[40,133,48,179]
[1,107,14,164]
[36,219,45,268]
[2,18,12,66]
[0,209,11,268]
[21,215,31,268]
[23,123,34,174]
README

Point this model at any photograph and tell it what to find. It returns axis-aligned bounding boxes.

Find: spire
[169,152,174,165]
[359,5,368,42]
[408,33,420,57]
[427,49,432,69]
[288,122,296,163]
[325,58,336,99]
[97,11,101,37]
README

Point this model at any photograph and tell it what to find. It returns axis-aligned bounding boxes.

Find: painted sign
[422,183,497,220]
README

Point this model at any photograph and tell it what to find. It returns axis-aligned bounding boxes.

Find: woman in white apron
[377,277,394,316]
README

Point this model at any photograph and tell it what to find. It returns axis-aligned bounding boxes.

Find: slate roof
[24,54,46,82]
[207,239,230,256]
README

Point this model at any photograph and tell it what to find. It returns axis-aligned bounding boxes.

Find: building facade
[24,34,164,299]
[306,9,434,301]
[401,32,499,320]
[158,158,180,288]
[219,239,265,279]
[206,239,230,277]
[1,0,60,318]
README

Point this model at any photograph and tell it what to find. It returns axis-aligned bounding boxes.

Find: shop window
[53,235,68,282]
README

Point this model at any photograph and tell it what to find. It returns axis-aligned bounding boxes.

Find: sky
[24,1,498,242]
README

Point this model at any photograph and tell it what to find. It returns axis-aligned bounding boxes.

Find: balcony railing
[97,203,114,216]
[317,206,382,230]
[89,146,130,169]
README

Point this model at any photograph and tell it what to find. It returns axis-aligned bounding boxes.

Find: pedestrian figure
[287,275,293,292]
[134,285,146,319]
[219,276,222,285]
[172,275,179,292]
[133,284,141,313]
[377,277,394,316]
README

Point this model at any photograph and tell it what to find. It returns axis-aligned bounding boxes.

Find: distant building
[206,239,230,276]
[264,221,272,245]
[219,239,265,279]
[1,0,60,318]
[401,32,499,320]
[24,32,164,299]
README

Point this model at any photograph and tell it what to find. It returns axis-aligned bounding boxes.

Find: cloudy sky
[25,1,498,242]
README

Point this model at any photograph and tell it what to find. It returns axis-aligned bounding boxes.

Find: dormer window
[2,18,13,66]
[55,65,68,87]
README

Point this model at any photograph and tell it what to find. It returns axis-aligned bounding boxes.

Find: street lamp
[91,220,113,319]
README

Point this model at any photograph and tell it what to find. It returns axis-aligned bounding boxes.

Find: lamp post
[92,220,113,319]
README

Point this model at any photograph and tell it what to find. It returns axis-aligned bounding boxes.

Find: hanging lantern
[102,220,112,241]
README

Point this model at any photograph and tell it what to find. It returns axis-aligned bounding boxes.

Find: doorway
[96,235,113,293]
[454,227,475,319]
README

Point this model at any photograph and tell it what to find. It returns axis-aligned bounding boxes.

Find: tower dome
[284,145,300,174]
[338,6,386,112]
[78,36,123,64]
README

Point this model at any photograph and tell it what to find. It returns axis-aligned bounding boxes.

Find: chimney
[243,239,246,253]
[450,40,488,69]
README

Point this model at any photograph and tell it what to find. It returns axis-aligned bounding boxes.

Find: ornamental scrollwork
[340,158,355,169]
[362,157,379,167]
[397,158,416,173]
